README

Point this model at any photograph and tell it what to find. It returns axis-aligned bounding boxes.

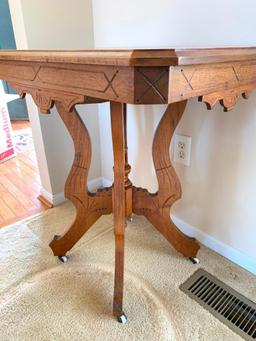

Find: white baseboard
[172,214,256,275]
[40,188,66,206]
[40,177,104,206]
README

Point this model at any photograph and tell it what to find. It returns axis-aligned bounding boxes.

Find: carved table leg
[110,102,127,322]
[124,104,133,218]
[49,101,112,257]
[133,101,200,258]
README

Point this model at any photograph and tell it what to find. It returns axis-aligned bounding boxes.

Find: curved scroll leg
[110,102,126,321]
[49,101,112,256]
[133,101,200,258]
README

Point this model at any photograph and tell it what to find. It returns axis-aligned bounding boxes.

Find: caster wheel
[58,255,69,263]
[117,313,127,324]
[189,257,200,264]
[127,215,133,223]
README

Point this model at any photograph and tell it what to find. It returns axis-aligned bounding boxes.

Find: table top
[0,47,256,66]
[0,47,256,109]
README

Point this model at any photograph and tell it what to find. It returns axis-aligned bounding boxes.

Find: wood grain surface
[0,48,256,106]
[49,102,112,256]
[110,102,126,317]
[0,121,47,228]
[1,47,256,66]
[1,47,255,320]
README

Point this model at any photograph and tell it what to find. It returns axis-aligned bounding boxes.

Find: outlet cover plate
[173,134,192,166]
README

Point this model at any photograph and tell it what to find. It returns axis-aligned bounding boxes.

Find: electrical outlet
[173,134,192,166]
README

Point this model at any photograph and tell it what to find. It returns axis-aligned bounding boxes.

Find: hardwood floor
[0,121,48,228]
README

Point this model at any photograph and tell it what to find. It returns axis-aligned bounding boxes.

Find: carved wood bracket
[199,87,253,112]
[9,82,86,113]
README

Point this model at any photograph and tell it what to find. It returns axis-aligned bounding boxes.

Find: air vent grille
[180,269,256,340]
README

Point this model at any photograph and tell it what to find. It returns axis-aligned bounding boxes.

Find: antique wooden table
[1,48,256,323]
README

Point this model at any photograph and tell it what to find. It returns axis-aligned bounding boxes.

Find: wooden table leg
[133,101,200,258]
[123,104,133,219]
[49,102,112,258]
[110,101,127,323]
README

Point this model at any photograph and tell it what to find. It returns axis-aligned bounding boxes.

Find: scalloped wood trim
[199,85,255,112]
[8,82,106,112]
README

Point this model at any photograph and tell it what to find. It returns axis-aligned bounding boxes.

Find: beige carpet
[0,202,255,341]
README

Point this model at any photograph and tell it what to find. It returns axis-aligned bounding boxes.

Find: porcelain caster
[117,313,127,324]
[58,255,69,263]
[189,257,200,264]
[127,215,133,223]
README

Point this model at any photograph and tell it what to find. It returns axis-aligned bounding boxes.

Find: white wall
[9,0,53,197]
[20,0,94,50]
[9,0,102,204]
[93,0,256,273]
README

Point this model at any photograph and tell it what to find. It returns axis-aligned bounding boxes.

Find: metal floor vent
[180,269,256,340]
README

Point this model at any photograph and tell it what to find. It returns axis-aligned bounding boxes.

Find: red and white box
[0,85,16,163]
